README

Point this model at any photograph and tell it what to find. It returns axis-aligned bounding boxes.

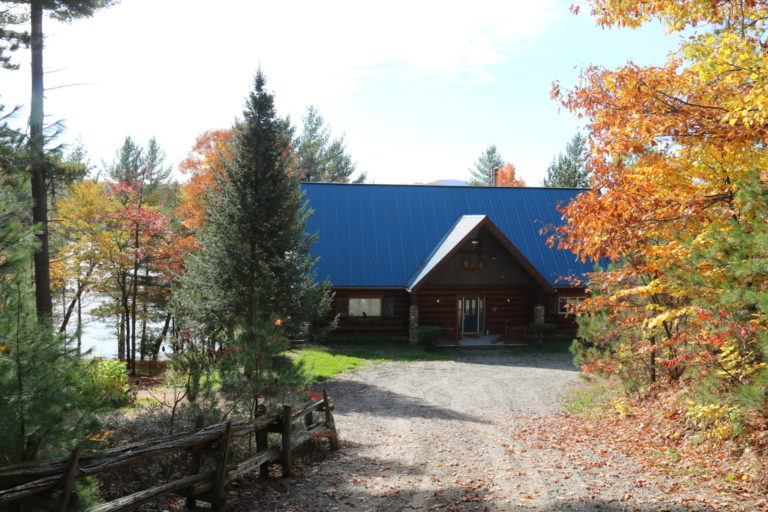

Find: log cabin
[301,183,593,344]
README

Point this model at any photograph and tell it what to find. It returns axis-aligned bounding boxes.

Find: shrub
[529,322,556,345]
[87,359,131,407]
[73,477,103,511]
[417,325,442,349]
[0,303,103,463]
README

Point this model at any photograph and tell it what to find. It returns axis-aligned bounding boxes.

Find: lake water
[61,296,166,359]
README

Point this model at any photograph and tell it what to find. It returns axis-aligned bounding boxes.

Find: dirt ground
[231,353,761,512]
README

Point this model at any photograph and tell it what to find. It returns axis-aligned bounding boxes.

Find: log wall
[544,288,588,331]
[328,286,586,335]
[417,284,537,334]
[329,288,410,334]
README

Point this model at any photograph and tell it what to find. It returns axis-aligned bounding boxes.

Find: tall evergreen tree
[0,106,101,463]
[468,144,505,186]
[0,0,114,319]
[295,106,366,183]
[181,72,331,343]
[542,134,590,188]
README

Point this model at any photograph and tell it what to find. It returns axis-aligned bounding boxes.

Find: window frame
[558,296,584,316]
[347,296,383,317]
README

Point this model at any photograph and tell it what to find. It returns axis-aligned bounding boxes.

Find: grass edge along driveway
[290,337,573,382]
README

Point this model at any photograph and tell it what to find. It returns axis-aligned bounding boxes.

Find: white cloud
[0,0,562,177]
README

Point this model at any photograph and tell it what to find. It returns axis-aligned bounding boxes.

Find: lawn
[291,334,574,382]
[290,336,449,381]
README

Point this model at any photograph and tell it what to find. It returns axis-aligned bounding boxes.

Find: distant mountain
[424,179,468,186]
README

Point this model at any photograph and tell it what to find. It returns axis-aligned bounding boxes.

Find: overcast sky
[0,0,680,185]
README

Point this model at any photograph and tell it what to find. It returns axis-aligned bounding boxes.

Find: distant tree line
[468,135,589,188]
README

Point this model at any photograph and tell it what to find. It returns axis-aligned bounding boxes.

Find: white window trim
[348,297,382,317]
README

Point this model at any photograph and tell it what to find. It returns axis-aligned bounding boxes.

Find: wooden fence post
[185,414,204,509]
[323,391,339,451]
[211,422,232,512]
[256,426,269,479]
[280,405,292,478]
[57,446,81,512]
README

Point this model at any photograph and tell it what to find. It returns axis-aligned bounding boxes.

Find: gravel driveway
[236,352,751,511]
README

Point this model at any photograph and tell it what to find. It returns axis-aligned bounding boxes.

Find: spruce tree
[542,134,590,188]
[181,71,331,356]
[468,144,505,186]
[295,106,366,183]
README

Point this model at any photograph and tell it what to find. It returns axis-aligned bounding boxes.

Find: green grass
[563,376,618,417]
[290,336,442,381]
[292,334,573,382]
[292,346,369,381]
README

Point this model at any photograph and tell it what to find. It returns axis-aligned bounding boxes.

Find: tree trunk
[30,0,52,320]
[140,264,150,360]
[76,282,82,355]
[59,266,92,333]
[118,309,125,362]
[130,228,140,374]
[123,293,132,371]
[152,312,172,360]
[119,274,131,368]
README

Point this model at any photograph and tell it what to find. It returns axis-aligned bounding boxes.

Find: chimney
[492,167,500,187]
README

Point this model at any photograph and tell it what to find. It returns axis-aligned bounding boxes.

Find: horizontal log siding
[418,285,536,334]
[544,288,588,331]
[330,289,409,334]
[326,286,586,334]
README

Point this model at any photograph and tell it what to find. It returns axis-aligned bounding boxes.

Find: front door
[460,297,484,334]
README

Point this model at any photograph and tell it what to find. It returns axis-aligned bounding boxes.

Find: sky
[0,0,683,186]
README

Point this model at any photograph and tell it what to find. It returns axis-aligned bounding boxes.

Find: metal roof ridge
[299,183,591,191]
[406,215,487,292]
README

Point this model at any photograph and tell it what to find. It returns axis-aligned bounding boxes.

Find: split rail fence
[0,391,339,512]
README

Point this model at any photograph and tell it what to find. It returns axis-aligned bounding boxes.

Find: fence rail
[0,391,339,512]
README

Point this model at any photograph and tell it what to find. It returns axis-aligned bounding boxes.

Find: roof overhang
[406,215,554,294]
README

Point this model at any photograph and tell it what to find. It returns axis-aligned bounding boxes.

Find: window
[558,297,584,316]
[348,297,382,317]
[383,297,395,318]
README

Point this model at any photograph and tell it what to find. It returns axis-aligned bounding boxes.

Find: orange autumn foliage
[495,163,525,187]
[176,129,233,249]
[549,0,768,453]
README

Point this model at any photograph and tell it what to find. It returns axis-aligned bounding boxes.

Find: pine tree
[468,144,505,186]
[107,136,171,189]
[0,6,28,70]
[295,106,366,183]
[542,134,589,188]
[0,0,114,319]
[677,170,768,413]
[180,71,331,354]
[0,107,101,463]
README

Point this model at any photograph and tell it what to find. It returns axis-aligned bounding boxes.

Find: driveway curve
[239,353,748,512]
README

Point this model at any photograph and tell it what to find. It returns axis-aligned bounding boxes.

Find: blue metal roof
[301,183,595,287]
[406,215,487,291]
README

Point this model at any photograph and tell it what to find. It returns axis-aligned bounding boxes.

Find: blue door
[461,297,484,333]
